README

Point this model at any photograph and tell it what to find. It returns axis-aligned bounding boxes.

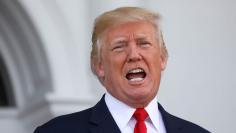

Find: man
[34,7,210,133]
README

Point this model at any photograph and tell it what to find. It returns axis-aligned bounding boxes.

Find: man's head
[90,7,168,108]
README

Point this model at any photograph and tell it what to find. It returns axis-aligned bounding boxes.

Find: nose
[127,44,142,62]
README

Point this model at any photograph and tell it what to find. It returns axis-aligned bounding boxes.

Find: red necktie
[134,108,148,133]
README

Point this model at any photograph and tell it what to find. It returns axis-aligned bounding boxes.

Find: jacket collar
[158,103,184,133]
[88,95,184,133]
[89,95,121,133]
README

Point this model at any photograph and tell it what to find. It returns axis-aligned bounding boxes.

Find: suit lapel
[89,95,121,133]
[158,103,184,133]
[88,96,185,133]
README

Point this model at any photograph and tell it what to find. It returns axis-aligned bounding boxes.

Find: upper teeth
[129,68,144,73]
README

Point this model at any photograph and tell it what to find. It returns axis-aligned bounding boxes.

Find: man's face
[96,21,166,108]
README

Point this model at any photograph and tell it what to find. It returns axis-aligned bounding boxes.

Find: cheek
[109,53,127,65]
[148,52,163,71]
[102,57,118,75]
[103,55,126,79]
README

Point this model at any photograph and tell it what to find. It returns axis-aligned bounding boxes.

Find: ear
[160,54,167,71]
[95,60,105,78]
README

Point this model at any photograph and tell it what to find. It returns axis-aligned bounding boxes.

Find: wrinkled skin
[96,21,166,108]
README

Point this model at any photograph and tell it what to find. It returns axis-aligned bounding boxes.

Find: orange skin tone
[96,21,166,108]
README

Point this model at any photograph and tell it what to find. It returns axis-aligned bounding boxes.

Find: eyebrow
[136,37,149,42]
[110,37,127,44]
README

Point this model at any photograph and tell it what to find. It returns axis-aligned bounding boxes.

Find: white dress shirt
[105,92,167,133]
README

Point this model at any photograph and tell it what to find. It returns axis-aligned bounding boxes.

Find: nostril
[127,57,141,62]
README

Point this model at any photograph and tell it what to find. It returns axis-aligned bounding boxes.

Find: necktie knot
[134,108,148,121]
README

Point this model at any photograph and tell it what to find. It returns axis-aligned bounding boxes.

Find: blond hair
[91,7,168,76]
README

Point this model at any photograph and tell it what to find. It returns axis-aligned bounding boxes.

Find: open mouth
[126,68,146,82]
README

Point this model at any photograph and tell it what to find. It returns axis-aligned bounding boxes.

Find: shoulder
[167,112,210,133]
[158,104,211,133]
[34,107,93,133]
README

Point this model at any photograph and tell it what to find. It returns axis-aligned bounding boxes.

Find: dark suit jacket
[34,95,210,133]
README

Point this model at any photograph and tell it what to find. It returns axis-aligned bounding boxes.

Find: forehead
[105,21,157,41]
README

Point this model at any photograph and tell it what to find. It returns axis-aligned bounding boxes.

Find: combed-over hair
[90,7,168,77]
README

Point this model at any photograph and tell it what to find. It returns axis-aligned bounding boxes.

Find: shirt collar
[145,94,160,132]
[105,92,135,130]
[105,92,161,132]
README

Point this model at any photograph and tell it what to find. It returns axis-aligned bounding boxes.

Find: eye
[138,41,151,48]
[112,45,123,51]
[111,43,127,52]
